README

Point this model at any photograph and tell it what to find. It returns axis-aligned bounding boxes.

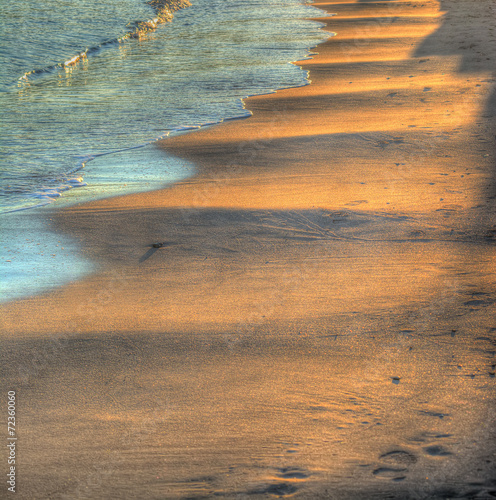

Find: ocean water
[0,0,330,301]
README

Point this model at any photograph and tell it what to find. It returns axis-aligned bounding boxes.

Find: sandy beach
[1,0,495,498]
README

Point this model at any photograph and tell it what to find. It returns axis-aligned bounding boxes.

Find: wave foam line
[128,0,191,38]
[18,0,191,83]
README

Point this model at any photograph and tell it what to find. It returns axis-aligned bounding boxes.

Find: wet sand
[1,0,496,498]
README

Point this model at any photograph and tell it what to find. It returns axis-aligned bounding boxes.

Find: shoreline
[0,0,329,304]
[1,0,496,498]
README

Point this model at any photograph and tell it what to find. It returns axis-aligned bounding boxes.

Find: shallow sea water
[0,0,330,301]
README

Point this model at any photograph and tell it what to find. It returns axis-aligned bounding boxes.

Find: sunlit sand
[1,0,495,498]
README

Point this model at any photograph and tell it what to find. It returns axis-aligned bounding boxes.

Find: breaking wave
[18,0,191,83]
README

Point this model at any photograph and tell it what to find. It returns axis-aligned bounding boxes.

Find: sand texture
[1,0,496,498]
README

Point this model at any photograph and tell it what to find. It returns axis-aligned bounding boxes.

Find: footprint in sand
[276,467,310,480]
[246,466,311,497]
[423,445,452,457]
[248,482,298,496]
[373,449,417,481]
[372,468,407,481]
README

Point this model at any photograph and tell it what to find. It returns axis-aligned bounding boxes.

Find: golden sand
[1,1,495,498]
